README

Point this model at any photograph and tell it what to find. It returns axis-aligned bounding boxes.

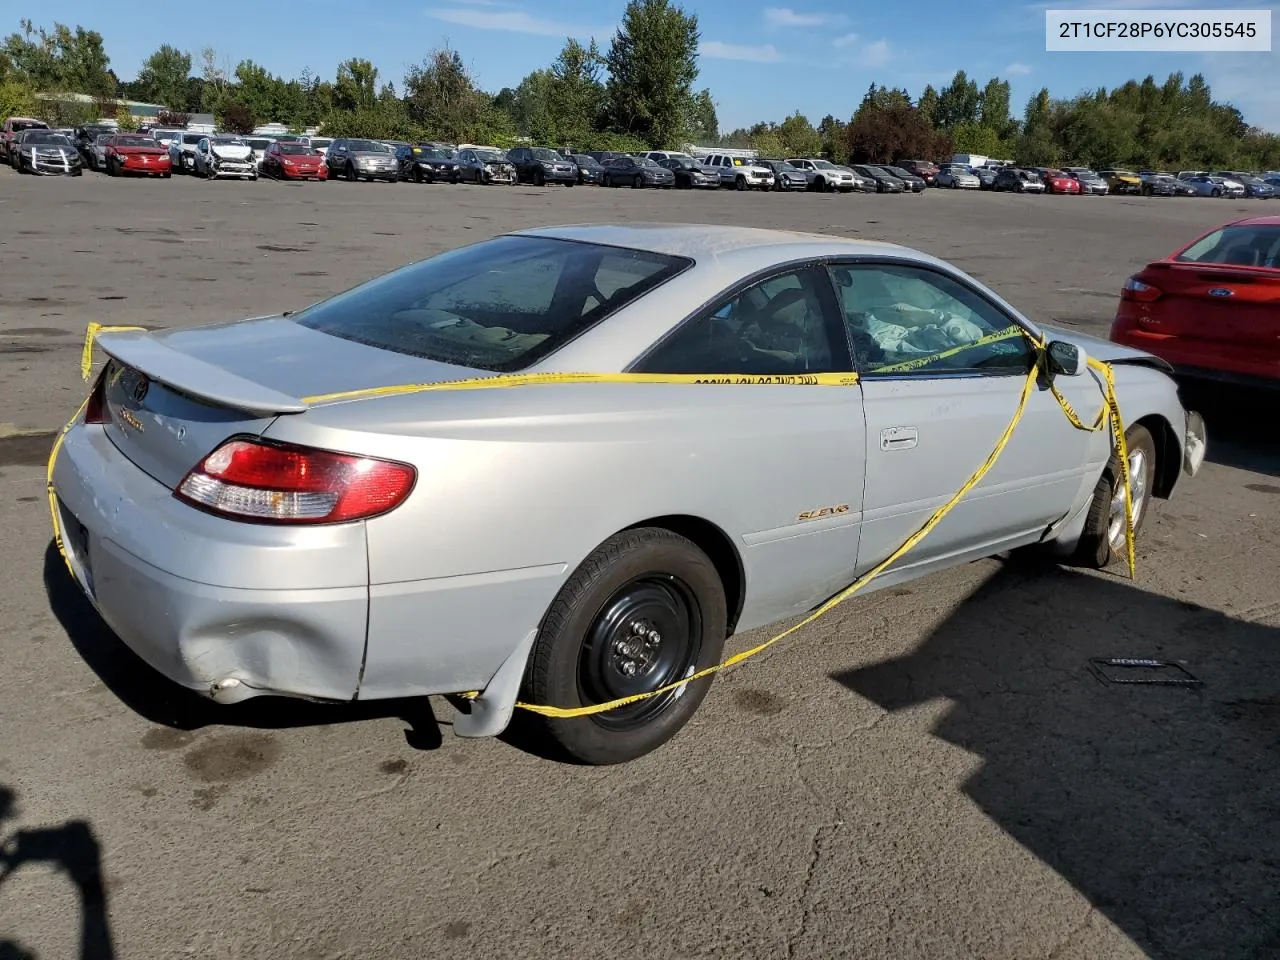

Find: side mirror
[1046,340,1087,376]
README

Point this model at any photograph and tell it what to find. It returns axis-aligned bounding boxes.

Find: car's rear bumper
[50,422,370,703]
[1111,327,1280,388]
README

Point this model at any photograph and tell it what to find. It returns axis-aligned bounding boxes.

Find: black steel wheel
[518,527,728,764]
[346,161,357,182]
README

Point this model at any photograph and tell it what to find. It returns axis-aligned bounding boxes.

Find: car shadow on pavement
[41,542,445,752]
[0,785,116,960]
[834,559,1280,960]
[1181,381,1280,479]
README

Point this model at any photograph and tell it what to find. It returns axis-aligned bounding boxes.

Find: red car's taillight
[1120,276,1162,302]
[176,438,416,524]
[83,371,107,424]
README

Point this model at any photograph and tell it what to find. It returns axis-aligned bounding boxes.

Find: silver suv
[700,153,775,191]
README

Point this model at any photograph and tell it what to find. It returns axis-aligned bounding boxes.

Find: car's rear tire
[518,527,728,765]
[1071,423,1157,568]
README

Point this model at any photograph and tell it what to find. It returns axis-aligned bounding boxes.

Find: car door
[633,264,867,624]
[827,260,1101,582]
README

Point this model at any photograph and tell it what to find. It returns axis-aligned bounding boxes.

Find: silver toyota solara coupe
[50,224,1206,764]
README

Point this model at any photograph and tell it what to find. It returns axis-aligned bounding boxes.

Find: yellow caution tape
[874,325,1025,374]
[303,371,861,405]
[67,320,1139,717]
[47,394,93,579]
[81,322,147,380]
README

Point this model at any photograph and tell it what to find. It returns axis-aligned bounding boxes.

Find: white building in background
[686,144,757,160]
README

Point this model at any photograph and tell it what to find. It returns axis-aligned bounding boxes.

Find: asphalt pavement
[1,170,1278,960]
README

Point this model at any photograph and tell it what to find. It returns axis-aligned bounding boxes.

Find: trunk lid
[95,318,484,489]
[1139,262,1280,344]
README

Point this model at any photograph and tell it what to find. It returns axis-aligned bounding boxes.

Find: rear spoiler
[95,328,309,415]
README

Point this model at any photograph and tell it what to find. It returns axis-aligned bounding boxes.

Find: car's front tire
[1071,423,1157,569]
[518,527,728,765]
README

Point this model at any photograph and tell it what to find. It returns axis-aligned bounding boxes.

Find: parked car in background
[936,165,980,189]
[396,144,459,183]
[1098,169,1142,194]
[194,136,257,180]
[1138,173,1178,197]
[1,116,48,162]
[876,164,927,192]
[243,136,275,172]
[658,156,719,189]
[1063,167,1108,195]
[454,147,517,184]
[570,154,605,184]
[73,124,115,165]
[326,139,400,182]
[701,153,775,191]
[753,158,809,191]
[103,134,171,178]
[508,146,578,186]
[1184,174,1245,198]
[851,164,905,193]
[601,155,676,189]
[1111,215,1280,389]
[263,140,328,181]
[11,129,81,175]
[168,131,205,174]
[1217,172,1276,199]
[993,167,1045,193]
[645,151,696,165]
[899,159,939,185]
[85,132,115,171]
[1039,169,1083,195]
[148,129,183,149]
[786,158,856,192]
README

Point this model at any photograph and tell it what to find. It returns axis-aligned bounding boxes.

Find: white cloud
[832,32,859,47]
[424,7,606,36]
[862,39,891,66]
[700,40,784,62]
[1004,62,1032,75]
[764,6,843,27]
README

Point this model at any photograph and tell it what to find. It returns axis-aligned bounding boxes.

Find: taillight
[176,437,416,524]
[1121,276,1162,302]
[84,371,107,424]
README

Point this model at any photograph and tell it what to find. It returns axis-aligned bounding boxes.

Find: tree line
[2,13,1277,170]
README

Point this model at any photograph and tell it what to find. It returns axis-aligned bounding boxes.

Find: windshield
[214,137,245,145]
[475,149,505,162]
[292,236,690,372]
[531,148,560,161]
[812,160,835,169]
[572,155,600,167]
[12,120,47,132]
[95,133,115,143]
[278,143,312,155]
[414,147,451,159]
[115,136,156,147]
[183,134,202,144]
[27,133,71,145]
[348,139,389,152]
[247,139,271,149]
[1176,225,1280,267]
[637,157,660,168]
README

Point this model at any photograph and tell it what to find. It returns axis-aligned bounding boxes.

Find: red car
[1110,215,1280,389]
[900,159,940,186]
[1041,169,1082,194]
[103,134,171,177]
[263,140,328,180]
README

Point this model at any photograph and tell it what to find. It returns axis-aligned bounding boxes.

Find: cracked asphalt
[1,169,1278,960]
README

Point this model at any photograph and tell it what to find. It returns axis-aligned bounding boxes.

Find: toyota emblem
[128,374,150,404]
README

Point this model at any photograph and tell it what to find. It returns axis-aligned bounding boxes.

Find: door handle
[880,426,918,451]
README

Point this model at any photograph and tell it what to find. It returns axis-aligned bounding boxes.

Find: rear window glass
[292,235,691,372]
[1176,226,1280,267]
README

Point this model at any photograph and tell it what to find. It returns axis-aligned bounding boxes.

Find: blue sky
[25,0,1280,133]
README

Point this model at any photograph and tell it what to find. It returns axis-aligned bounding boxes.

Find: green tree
[214,97,255,134]
[777,111,821,157]
[685,87,717,143]
[234,59,284,122]
[1,20,112,96]
[404,47,511,143]
[978,78,1013,136]
[604,0,700,148]
[547,38,606,145]
[817,114,846,159]
[934,70,979,129]
[135,44,190,109]
[198,47,229,110]
[917,85,939,128]
[333,58,378,112]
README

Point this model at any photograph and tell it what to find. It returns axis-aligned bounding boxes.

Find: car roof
[511,222,908,260]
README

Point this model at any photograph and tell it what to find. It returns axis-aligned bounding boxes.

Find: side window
[638,267,848,376]
[827,264,1034,376]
